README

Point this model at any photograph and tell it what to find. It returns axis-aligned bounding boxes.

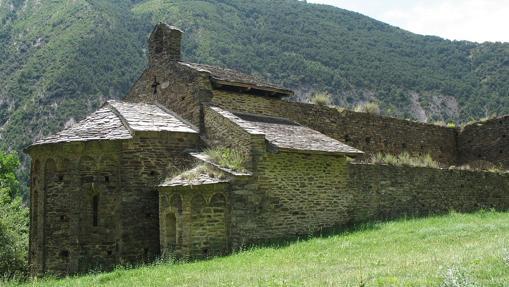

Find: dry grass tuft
[310,92,332,106]
[367,152,440,168]
[354,102,380,115]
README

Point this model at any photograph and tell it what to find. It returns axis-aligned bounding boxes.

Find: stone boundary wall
[212,91,458,165]
[347,163,509,224]
[230,161,509,249]
[458,116,509,168]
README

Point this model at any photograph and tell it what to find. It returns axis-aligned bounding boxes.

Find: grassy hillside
[7,211,509,286]
[0,0,508,166]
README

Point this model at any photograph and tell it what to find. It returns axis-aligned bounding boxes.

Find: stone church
[26,23,509,276]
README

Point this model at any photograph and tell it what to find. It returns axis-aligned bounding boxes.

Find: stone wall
[458,116,509,168]
[125,62,212,129]
[118,131,199,264]
[228,153,509,249]
[28,140,124,276]
[347,163,509,223]
[159,184,230,259]
[203,106,266,170]
[28,131,199,276]
[211,91,458,165]
[229,152,351,247]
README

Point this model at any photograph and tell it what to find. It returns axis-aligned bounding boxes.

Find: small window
[60,250,69,258]
[401,143,407,149]
[365,137,371,144]
[344,135,350,142]
[58,175,64,182]
[92,195,99,227]
[104,176,110,183]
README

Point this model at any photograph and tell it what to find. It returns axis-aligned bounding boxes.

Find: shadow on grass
[229,208,500,254]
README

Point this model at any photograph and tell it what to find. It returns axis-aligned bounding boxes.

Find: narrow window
[92,195,99,226]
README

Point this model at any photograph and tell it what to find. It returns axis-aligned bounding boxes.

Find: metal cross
[151,76,160,95]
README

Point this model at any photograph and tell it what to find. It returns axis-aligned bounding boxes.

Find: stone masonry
[26,23,509,276]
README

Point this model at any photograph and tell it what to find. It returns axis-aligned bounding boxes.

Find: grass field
[6,211,509,287]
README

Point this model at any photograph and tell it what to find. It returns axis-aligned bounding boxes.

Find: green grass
[204,147,247,172]
[7,211,509,286]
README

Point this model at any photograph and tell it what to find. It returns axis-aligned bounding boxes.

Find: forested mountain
[1,0,508,159]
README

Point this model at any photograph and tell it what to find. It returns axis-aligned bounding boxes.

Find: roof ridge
[104,101,135,137]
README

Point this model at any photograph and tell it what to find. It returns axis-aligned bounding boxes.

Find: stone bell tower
[148,23,183,66]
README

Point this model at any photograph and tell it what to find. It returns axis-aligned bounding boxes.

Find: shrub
[0,151,28,279]
[354,102,380,115]
[310,92,331,106]
[368,152,440,169]
[204,147,247,172]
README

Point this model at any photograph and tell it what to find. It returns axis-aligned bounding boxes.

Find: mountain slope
[0,0,508,156]
[0,0,148,153]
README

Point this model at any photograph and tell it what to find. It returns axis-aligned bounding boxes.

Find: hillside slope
[8,212,509,286]
[0,0,508,156]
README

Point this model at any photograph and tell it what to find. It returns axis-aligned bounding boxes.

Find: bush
[354,102,380,115]
[368,152,440,168]
[204,147,247,172]
[0,150,28,279]
[310,92,331,106]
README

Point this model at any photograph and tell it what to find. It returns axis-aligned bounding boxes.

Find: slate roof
[180,62,293,96]
[30,107,132,146]
[108,101,197,133]
[210,107,364,156]
[29,101,197,147]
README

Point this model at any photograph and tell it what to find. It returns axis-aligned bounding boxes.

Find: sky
[307,0,509,43]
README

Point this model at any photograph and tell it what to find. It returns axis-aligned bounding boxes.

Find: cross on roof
[151,76,160,95]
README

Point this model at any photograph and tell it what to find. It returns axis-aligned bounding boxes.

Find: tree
[0,150,28,279]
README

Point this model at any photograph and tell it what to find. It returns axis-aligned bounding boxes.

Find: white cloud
[307,0,509,43]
